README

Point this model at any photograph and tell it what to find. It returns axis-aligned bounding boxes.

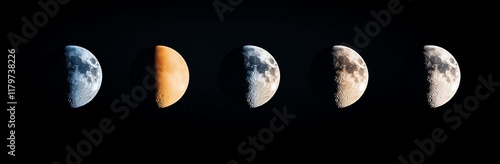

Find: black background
[6,0,499,163]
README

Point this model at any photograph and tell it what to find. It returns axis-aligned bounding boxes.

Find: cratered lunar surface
[155,45,190,108]
[242,45,280,108]
[331,45,369,108]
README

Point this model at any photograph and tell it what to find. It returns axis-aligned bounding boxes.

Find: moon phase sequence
[331,45,369,108]
[155,45,190,108]
[423,45,460,108]
[60,44,461,109]
[65,45,103,108]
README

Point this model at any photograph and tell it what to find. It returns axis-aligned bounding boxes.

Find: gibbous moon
[65,45,103,108]
[424,45,460,108]
[155,45,190,108]
[243,45,280,108]
[331,45,369,108]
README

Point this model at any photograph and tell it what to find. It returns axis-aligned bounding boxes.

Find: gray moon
[424,45,460,108]
[243,45,280,108]
[65,45,103,108]
[331,45,369,108]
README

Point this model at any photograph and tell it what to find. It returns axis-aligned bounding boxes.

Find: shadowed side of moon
[219,47,249,109]
[242,45,280,108]
[331,45,369,108]
[308,46,337,108]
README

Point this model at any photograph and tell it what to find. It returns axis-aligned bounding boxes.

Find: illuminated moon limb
[155,45,190,108]
[331,45,369,108]
[424,45,460,108]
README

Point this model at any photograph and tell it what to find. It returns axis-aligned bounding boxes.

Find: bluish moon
[65,45,103,108]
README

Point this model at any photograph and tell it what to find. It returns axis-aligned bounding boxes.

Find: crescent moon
[331,45,369,108]
[424,45,460,108]
[243,45,281,108]
[65,45,103,108]
[155,45,190,108]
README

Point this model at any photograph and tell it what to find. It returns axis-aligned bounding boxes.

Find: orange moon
[155,45,190,108]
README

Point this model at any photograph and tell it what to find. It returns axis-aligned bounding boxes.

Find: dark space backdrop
[6,0,498,163]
